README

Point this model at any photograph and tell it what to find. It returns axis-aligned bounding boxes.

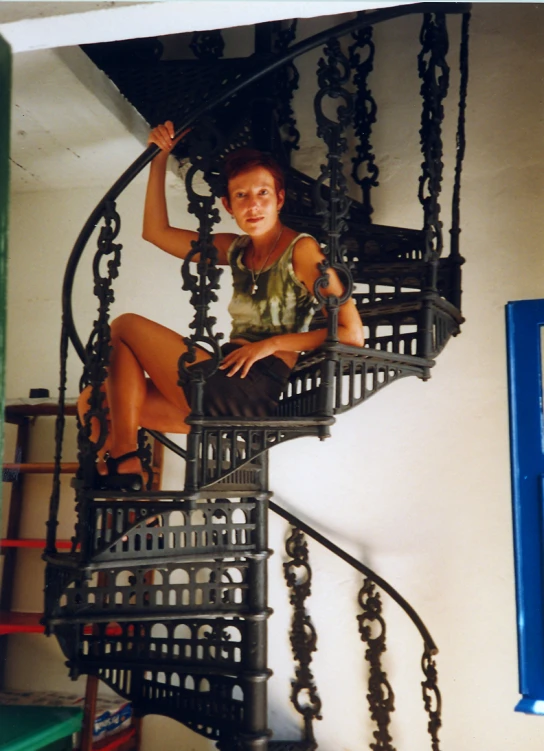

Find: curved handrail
[62,1,470,362]
[269,498,437,653]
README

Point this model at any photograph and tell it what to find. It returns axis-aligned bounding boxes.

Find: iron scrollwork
[421,645,442,751]
[449,12,471,311]
[358,578,396,751]
[273,20,301,157]
[313,37,354,336]
[349,25,379,223]
[78,200,122,467]
[70,200,123,553]
[418,13,450,259]
[178,121,224,409]
[283,527,322,750]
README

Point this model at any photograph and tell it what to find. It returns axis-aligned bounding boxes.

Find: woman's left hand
[219,339,277,378]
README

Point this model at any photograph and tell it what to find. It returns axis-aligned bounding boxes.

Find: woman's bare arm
[290,236,365,348]
[142,121,237,264]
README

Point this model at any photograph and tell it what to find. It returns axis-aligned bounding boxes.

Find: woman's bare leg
[78,313,211,477]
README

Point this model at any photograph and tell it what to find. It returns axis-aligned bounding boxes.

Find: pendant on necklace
[251,282,259,295]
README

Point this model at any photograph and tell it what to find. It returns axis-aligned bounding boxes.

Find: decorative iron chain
[349,25,379,223]
[283,527,322,750]
[79,200,122,458]
[422,644,442,750]
[71,200,123,551]
[273,20,301,157]
[312,37,354,337]
[450,12,470,257]
[178,121,224,403]
[417,13,450,259]
[358,579,396,751]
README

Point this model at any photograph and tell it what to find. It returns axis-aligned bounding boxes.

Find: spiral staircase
[42,5,470,750]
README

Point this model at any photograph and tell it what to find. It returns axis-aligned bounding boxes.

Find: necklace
[249,227,284,295]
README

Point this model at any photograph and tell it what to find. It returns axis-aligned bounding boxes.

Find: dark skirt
[180,343,291,417]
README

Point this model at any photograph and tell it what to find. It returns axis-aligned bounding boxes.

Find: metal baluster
[313,37,355,426]
[178,121,224,491]
[449,12,471,311]
[273,20,301,158]
[422,644,442,750]
[283,527,322,750]
[358,579,396,751]
[75,200,123,560]
[349,23,379,223]
[417,13,450,364]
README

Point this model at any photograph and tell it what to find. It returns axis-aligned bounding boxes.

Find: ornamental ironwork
[358,579,396,751]
[417,13,450,258]
[349,24,379,223]
[273,20,301,157]
[284,527,322,749]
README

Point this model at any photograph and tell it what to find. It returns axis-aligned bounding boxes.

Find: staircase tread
[47,607,268,624]
[76,658,268,678]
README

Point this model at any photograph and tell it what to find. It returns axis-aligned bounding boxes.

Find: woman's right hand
[147,120,190,154]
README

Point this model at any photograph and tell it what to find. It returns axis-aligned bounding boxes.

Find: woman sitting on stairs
[78,120,365,490]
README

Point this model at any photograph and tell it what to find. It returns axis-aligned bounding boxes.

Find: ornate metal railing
[272,499,440,750]
[43,6,471,750]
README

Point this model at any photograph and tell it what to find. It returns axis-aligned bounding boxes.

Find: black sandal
[100,450,145,492]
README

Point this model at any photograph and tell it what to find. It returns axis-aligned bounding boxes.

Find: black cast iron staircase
[42,6,470,750]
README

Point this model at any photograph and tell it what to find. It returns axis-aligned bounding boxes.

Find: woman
[79,121,364,489]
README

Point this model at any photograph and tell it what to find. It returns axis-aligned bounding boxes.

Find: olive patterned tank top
[227,233,319,343]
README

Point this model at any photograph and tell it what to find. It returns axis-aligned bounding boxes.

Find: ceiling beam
[0,1,407,54]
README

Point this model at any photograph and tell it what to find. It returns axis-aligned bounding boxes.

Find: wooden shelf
[1,539,74,550]
[3,462,79,476]
[0,611,43,635]
[4,399,78,419]
[1,399,157,751]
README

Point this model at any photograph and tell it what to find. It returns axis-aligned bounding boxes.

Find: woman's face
[223,166,285,237]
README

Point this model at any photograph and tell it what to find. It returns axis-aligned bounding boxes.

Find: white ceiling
[1,1,402,52]
[4,1,403,194]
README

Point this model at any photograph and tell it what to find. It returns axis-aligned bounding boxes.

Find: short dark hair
[222,148,285,200]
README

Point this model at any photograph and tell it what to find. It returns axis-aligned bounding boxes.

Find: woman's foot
[101,450,147,492]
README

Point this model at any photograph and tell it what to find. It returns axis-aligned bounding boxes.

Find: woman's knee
[110,312,146,341]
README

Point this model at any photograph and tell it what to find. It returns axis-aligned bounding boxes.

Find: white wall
[3,4,544,750]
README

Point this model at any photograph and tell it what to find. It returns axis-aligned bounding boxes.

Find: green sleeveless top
[227,233,319,343]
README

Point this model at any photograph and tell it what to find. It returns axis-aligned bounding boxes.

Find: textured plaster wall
[2,4,544,751]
